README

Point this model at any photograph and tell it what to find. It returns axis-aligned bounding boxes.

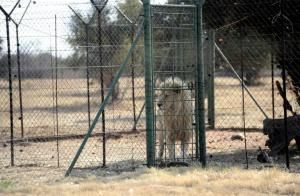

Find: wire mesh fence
[152,4,198,165]
[0,0,300,180]
[0,0,147,171]
[203,0,300,170]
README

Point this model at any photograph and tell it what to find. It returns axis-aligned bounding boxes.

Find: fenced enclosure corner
[0,0,300,180]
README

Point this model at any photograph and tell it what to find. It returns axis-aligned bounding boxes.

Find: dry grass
[2,167,300,196]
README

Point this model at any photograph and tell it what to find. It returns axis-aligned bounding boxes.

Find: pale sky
[0,0,167,57]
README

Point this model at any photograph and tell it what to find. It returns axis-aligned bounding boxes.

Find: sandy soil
[0,76,299,188]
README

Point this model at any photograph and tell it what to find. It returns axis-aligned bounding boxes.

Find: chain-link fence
[0,0,300,179]
[152,4,198,166]
[203,0,300,170]
[0,0,146,172]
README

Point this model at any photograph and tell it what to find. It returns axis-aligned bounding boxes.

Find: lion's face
[156,78,182,111]
[156,89,180,111]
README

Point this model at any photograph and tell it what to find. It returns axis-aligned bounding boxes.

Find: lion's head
[156,77,187,111]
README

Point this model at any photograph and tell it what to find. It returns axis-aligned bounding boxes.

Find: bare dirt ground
[1,167,300,195]
[0,76,299,192]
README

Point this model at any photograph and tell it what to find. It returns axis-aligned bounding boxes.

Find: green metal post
[143,0,155,167]
[195,0,206,167]
[203,45,207,98]
[65,23,144,177]
[207,29,215,129]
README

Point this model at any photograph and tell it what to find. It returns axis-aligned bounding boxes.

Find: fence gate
[149,3,205,166]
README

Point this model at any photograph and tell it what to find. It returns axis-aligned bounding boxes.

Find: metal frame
[0,1,21,166]
[195,0,206,167]
[144,0,206,167]
[143,0,155,167]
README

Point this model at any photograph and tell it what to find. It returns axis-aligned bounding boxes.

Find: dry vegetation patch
[1,167,300,196]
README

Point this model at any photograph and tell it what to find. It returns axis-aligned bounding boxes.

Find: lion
[156,77,193,161]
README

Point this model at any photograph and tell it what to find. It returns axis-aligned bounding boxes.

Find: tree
[67,0,144,101]
[114,0,143,67]
[0,52,59,78]
[67,0,125,101]
[118,0,141,22]
[203,0,300,101]
[203,0,300,87]
[202,1,277,85]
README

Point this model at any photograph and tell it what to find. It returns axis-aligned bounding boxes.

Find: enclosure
[1,0,300,179]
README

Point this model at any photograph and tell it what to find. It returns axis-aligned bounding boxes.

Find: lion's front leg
[167,135,176,161]
[158,128,164,161]
[180,140,189,159]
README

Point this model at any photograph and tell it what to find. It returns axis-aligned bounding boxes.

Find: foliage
[203,0,300,86]
[0,52,63,78]
[114,0,144,67]
[118,0,141,22]
[67,0,143,67]
[66,0,143,101]
[164,0,273,85]
[67,0,144,69]
[67,7,122,68]
[215,27,272,85]
[202,1,277,85]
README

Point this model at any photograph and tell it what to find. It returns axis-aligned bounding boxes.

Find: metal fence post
[90,0,109,167]
[12,0,33,139]
[97,7,106,168]
[280,0,290,170]
[195,0,206,167]
[143,0,155,167]
[68,5,92,129]
[54,15,60,167]
[131,23,137,131]
[0,6,15,167]
[207,29,215,129]
[14,24,25,138]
